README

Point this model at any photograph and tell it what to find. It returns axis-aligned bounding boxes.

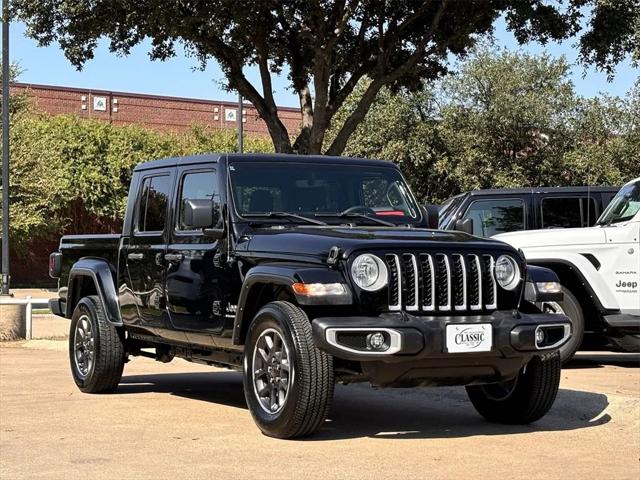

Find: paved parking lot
[1,341,639,480]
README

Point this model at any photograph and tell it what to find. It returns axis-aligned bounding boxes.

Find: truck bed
[57,234,121,299]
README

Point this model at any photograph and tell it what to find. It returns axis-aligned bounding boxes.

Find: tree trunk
[269,125,294,154]
[292,85,314,154]
[325,79,384,156]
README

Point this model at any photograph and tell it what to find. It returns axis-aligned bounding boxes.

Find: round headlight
[494,255,521,291]
[351,254,388,291]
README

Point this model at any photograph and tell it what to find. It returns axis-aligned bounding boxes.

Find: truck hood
[493,226,606,248]
[242,225,512,260]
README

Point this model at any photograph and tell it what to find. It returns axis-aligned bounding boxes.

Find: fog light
[367,332,387,351]
[535,328,546,346]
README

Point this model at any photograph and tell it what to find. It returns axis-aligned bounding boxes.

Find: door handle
[127,252,144,260]
[164,253,184,263]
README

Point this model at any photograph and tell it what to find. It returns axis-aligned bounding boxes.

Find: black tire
[243,301,334,439]
[538,286,584,364]
[69,295,126,393]
[466,352,561,424]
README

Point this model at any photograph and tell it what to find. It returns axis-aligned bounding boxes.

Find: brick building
[10,82,300,135]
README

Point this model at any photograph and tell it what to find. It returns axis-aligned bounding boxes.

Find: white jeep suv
[494,178,639,362]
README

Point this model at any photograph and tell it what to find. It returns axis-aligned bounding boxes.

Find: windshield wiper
[248,212,327,226]
[315,212,396,227]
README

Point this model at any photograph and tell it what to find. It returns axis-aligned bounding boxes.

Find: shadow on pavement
[314,384,610,441]
[119,371,247,409]
[118,371,611,441]
[564,353,640,370]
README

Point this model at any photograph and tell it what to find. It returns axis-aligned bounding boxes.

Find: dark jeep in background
[49,154,571,438]
[438,186,618,237]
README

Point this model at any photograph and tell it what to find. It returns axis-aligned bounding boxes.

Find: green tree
[335,49,639,203]
[434,49,579,193]
[12,1,638,155]
[6,114,272,252]
[561,82,640,185]
[0,60,30,120]
[328,80,446,201]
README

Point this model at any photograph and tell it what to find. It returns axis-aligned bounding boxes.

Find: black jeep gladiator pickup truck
[49,153,571,438]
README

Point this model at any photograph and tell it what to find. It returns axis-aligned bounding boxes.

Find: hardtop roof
[463,185,619,196]
[133,153,397,172]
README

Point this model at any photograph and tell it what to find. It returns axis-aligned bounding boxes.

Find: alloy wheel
[251,328,293,414]
[73,314,95,378]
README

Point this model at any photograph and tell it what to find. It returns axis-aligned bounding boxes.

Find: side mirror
[183,199,224,239]
[454,218,474,235]
[423,204,439,229]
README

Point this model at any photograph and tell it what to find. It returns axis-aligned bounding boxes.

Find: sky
[9,17,639,108]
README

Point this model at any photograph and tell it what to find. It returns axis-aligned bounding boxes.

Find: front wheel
[243,301,334,439]
[466,352,561,424]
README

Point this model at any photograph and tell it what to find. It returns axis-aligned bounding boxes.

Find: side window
[136,175,171,233]
[177,170,217,230]
[541,197,597,228]
[464,199,525,237]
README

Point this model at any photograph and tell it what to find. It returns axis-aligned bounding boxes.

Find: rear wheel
[466,352,561,424]
[243,301,334,439]
[538,286,584,363]
[69,296,126,393]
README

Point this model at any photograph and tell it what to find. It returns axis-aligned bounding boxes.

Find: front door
[165,167,229,337]
[123,172,173,332]
[602,219,640,315]
[461,198,527,237]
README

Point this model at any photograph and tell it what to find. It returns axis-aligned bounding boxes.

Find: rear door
[537,194,598,229]
[122,170,174,332]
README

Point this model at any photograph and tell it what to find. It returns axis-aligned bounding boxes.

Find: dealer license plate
[445,324,492,353]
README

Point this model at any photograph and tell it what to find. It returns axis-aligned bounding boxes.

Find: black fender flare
[66,258,123,326]
[232,263,349,345]
[526,265,561,284]
[523,265,563,304]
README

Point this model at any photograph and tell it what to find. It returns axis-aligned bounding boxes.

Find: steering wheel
[340,205,377,215]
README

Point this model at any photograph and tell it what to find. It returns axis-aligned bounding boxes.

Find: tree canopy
[333,48,640,203]
[12,0,639,155]
[0,61,30,121]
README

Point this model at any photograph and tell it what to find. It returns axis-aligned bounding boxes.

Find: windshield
[229,161,421,225]
[596,180,640,225]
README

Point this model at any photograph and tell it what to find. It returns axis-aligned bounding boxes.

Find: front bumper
[312,310,571,387]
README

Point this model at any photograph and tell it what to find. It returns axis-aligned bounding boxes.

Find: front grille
[384,252,497,313]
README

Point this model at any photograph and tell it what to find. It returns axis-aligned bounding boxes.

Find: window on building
[137,175,171,233]
[541,197,597,228]
[463,199,525,237]
[177,170,218,230]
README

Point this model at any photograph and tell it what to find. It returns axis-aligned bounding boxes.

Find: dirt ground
[30,314,69,339]
[1,342,638,480]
